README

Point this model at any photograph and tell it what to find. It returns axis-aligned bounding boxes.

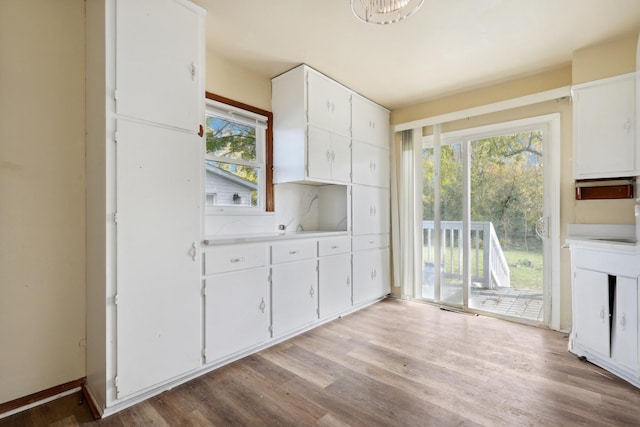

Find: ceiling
[193,0,640,110]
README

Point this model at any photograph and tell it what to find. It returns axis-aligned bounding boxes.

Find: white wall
[0,0,86,404]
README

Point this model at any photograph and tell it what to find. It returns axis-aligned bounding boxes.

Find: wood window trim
[205,92,274,212]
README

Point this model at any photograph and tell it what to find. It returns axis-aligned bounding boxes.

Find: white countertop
[202,230,349,246]
[566,224,639,252]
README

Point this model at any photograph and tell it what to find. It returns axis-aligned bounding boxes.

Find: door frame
[417,114,561,329]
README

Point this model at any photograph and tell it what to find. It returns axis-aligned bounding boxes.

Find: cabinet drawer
[204,244,268,274]
[353,234,389,251]
[572,247,639,277]
[318,236,351,256]
[271,240,317,264]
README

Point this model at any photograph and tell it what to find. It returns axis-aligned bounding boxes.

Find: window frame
[204,92,274,212]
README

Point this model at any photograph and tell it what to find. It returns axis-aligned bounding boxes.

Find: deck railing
[422,221,510,289]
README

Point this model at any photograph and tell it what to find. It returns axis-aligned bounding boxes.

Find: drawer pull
[310,286,315,297]
[621,313,627,328]
[289,250,298,255]
[369,240,375,244]
[599,306,605,322]
[230,257,245,263]
[331,245,339,249]
[259,298,266,313]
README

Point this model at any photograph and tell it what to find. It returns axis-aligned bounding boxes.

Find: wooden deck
[3,298,640,426]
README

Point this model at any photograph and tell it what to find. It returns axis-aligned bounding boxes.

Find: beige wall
[0,0,86,404]
[391,32,639,331]
[572,33,638,84]
[391,66,572,125]
[205,50,271,111]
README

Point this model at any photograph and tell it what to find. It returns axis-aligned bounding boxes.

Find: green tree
[206,116,258,184]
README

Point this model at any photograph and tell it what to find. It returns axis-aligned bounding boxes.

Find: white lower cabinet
[569,242,640,388]
[204,268,270,362]
[611,276,638,372]
[271,258,319,337]
[353,247,390,305]
[572,269,611,358]
[319,254,352,319]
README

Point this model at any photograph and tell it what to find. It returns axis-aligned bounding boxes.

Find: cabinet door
[612,276,638,372]
[330,133,352,183]
[307,127,351,183]
[352,141,389,187]
[573,75,637,178]
[307,126,334,181]
[115,0,203,131]
[271,259,318,337]
[353,248,390,305]
[115,119,201,398]
[352,95,389,148]
[352,185,390,235]
[204,269,270,362]
[319,254,352,318]
[573,268,610,357]
[307,71,351,136]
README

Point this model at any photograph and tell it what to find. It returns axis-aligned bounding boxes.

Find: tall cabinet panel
[114,120,201,398]
[115,0,203,131]
[85,0,205,416]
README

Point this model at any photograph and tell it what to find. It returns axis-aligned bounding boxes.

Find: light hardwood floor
[4,298,640,426]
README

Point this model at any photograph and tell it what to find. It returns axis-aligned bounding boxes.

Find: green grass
[423,247,544,291]
[503,249,543,291]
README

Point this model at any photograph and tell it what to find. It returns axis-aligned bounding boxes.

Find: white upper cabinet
[352,94,390,148]
[115,0,204,132]
[272,65,352,184]
[307,126,351,183]
[352,140,389,188]
[572,73,638,179]
[352,185,390,236]
[307,70,351,137]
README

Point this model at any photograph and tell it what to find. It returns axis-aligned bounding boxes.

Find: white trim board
[393,86,571,132]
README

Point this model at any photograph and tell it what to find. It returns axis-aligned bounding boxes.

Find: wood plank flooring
[3,298,640,426]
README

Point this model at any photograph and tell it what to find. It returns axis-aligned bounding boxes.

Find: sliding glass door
[420,119,555,325]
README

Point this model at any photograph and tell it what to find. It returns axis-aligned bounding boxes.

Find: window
[204,93,273,211]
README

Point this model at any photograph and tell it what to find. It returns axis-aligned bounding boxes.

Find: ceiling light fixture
[350,0,424,25]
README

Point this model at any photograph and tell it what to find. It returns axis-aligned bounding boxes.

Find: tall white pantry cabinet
[85,0,205,416]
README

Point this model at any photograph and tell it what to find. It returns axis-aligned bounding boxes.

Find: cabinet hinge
[202,348,207,361]
[114,375,120,397]
[268,325,273,334]
[201,284,206,297]
[113,212,119,224]
[114,131,119,143]
[114,293,119,305]
[113,89,119,101]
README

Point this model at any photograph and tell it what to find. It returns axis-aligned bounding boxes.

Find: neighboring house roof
[205,163,257,190]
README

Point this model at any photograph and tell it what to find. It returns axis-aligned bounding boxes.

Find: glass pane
[440,142,464,306]
[468,130,544,322]
[421,145,435,300]
[205,115,256,161]
[204,160,260,207]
